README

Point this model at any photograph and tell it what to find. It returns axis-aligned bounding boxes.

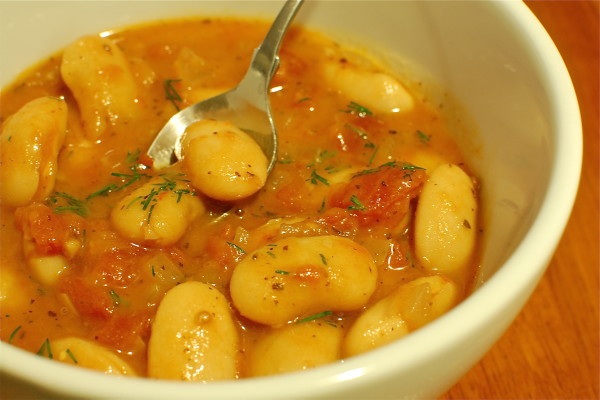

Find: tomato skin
[311,207,360,238]
[93,311,151,352]
[205,224,239,266]
[328,164,426,227]
[60,277,114,320]
[14,202,84,256]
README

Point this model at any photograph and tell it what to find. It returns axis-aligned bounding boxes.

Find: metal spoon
[146,0,304,171]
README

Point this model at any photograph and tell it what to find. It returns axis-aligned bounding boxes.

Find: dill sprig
[47,192,88,217]
[164,79,183,111]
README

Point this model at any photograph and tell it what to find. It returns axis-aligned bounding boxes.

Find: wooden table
[441,1,599,399]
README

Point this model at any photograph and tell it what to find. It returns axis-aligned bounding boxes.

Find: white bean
[343,275,458,357]
[147,281,239,381]
[0,268,32,314]
[53,337,137,375]
[248,320,343,377]
[110,177,204,247]
[0,97,67,207]
[324,62,414,114]
[61,35,139,139]
[230,235,377,326]
[28,255,69,287]
[414,163,477,274]
[182,119,268,201]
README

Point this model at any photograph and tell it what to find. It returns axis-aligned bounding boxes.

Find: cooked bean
[147,281,239,381]
[182,119,268,201]
[324,62,414,113]
[414,163,477,274]
[61,35,140,139]
[230,235,377,326]
[248,320,343,376]
[343,275,458,357]
[0,97,67,207]
[110,177,204,247]
[53,337,137,375]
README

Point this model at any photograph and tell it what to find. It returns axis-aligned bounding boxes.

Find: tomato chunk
[328,163,426,227]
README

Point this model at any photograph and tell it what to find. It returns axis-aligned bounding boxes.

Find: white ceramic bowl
[0,1,581,399]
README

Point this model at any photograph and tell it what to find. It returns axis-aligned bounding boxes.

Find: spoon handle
[238,0,304,92]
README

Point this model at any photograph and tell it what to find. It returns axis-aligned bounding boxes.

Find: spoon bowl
[146,0,304,171]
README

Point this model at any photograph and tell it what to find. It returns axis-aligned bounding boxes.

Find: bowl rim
[0,0,582,398]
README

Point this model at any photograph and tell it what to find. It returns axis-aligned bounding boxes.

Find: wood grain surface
[441,1,600,399]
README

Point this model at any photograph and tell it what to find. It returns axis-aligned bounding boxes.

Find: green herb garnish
[275,270,290,275]
[65,348,78,364]
[48,192,88,217]
[319,254,328,265]
[227,242,246,255]
[345,123,369,141]
[417,130,431,144]
[126,149,141,164]
[164,79,183,111]
[8,326,22,343]
[109,289,121,306]
[352,161,425,178]
[296,310,333,324]
[348,194,367,211]
[36,338,53,359]
[308,170,330,186]
[344,101,373,117]
[367,145,379,166]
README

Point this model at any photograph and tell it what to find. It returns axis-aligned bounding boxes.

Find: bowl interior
[0,1,581,399]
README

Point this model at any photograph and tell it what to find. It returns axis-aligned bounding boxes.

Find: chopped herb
[367,145,379,166]
[227,242,246,254]
[87,164,150,200]
[266,251,276,258]
[296,310,333,324]
[275,270,290,275]
[109,289,121,306]
[86,183,118,200]
[126,149,141,164]
[317,149,336,162]
[65,348,78,364]
[125,195,144,210]
[348,194,367,211]
[352,161,425,178]
[344,101,373,117]
[8,326,22,343]
[47,192,88,217]
[308,170,330,186]
[417,130,431,144]
[278,153,293,164]
[298,97,311,102]
[146,203,157,223]
[364,142,376,148]
[307,149,337,168]
[319,254,328,265]
[319,198,326,213]
[36,338,53,359]
[345,123,369,141]
[122,174,194,223]
[164,79,182,111]
[151,265,156,277]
